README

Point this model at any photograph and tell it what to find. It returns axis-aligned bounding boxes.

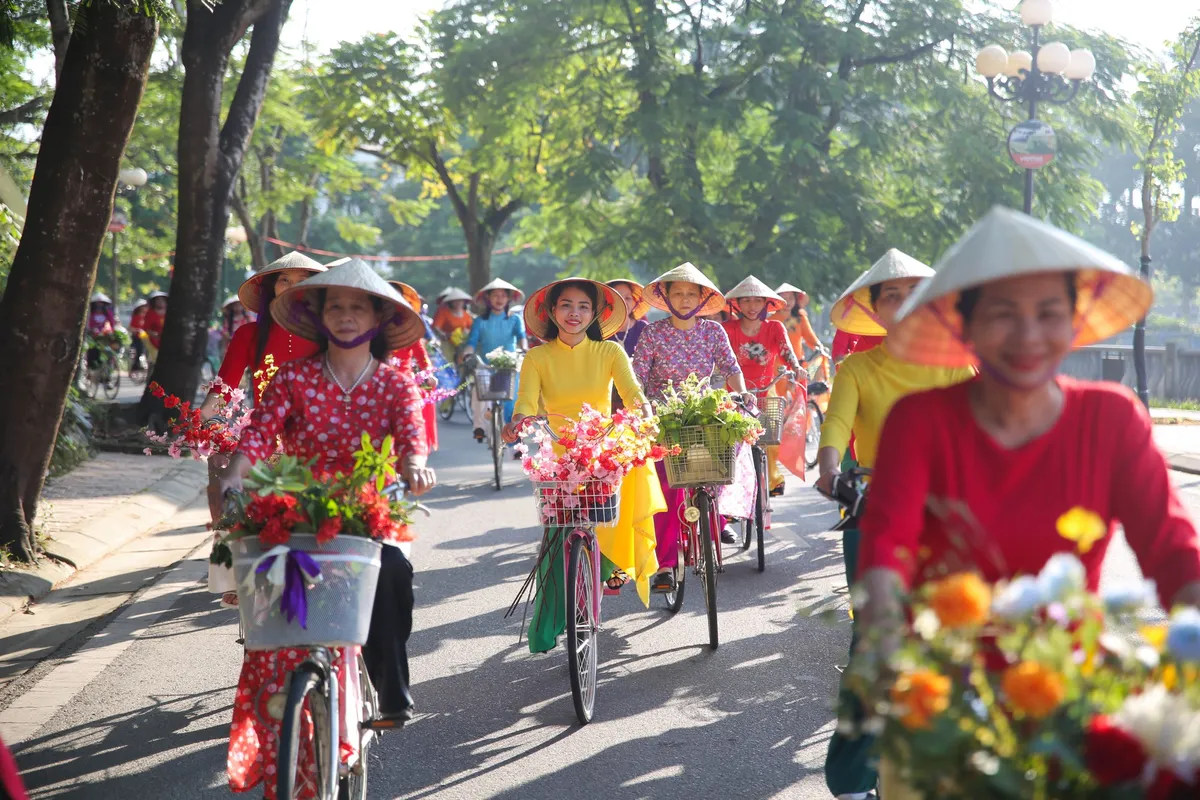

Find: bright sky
[280,0,1198,55]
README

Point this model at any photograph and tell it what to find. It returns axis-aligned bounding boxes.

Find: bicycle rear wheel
[278,663,335,800]
[696,492,719,650]
[753,448,766,573]
[565,534,598,724]
[438,395,455,422]
[103,362,120,400]
[805,401,824,470]
[339,654,376,800]
[491,404,503,491]
[662,547,686,613]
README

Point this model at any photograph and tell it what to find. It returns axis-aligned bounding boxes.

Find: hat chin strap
[296,302,388,349]
[655,282,715,320]
[845,295,887,330]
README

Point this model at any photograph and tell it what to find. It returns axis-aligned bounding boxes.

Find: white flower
[1114,685,1200,784]
[912,608,940,641]
[991,575,1045,619]
[969,750,1000,776]
[1036,552,1087,603]
[1102,580,1158,614]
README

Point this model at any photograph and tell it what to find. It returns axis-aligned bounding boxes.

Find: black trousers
[362,545,414,715]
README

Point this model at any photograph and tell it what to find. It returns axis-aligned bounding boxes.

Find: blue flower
[1166,607,1200,662]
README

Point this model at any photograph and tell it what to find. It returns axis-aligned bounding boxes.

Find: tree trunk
[296,169,319,247]
[144,0,292,413]
[466,224,494,294]
[0,1,157,562]
[1134,172,1155,407]
[44,0,71,81]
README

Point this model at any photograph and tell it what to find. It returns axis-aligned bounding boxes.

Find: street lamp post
[974,0,1096,214]
[110,167,148,304]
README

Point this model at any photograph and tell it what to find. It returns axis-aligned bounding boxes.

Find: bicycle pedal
[362,718,406,731]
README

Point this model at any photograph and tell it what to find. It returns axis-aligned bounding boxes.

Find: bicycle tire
[662,548,686,613]
[805,401,824,470]
[103,362,120,400]
[457,384,470,414]
[128,359,146,385]
[754,449,766,573]
[338,654,375,800]
[565,535,598,724]
[438,395,455,422]
[696,492,719,650]
[278,663,335,800]
[491,404,503,491]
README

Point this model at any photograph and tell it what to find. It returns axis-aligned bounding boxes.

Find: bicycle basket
[758,396,786,446]
[474,366,517,402]
[232,534,382,650]
[662,424,737,488]
[533,478,623,528]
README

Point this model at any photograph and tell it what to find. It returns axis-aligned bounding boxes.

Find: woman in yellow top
[503,278,667,653]
[815,249,975,800]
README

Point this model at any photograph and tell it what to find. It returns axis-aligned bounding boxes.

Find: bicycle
[804,357,830,470]
[510,415,615,724]
[743,375,794,573]
[469,354,519,491]
[658,406,753,651]
[81,333,123,401]
[126,331,149,385]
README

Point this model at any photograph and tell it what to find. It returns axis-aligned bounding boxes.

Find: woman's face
[613,284,636,322]
[738,297,767,320]
[449,300,467,315]
[667,281,704,317]
[552,286,595,337]
[274,269,310,295]
[873,278,921,329]
[151,298,167,313]
[487,289,510,312]
[963,274,1075,389]
[323,287,381,341]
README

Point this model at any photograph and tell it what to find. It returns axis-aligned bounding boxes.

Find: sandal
[604,570,628,596]
[220,592,239,609]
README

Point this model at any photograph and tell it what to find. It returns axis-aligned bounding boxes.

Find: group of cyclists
[155,201,1200,800]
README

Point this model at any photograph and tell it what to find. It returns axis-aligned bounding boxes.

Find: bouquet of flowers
[449,327,469,348]
[385,353,459,407]
[485,347,522,371]
[518,404,676,526]
[654,373,764,447]
[143,378,252,460]
[211,434,419,568]
[844,507,1200,800]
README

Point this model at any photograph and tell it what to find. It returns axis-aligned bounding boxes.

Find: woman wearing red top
[857,206,1200,669]
[219,259,435,799]
[141,291,167,354]
[128,298,149,369]
[390,280,439,451]
[722,277,802,497]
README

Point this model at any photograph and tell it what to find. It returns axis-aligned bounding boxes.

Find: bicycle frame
[678,485,724,574]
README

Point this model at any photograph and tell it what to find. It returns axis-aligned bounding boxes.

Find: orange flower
[1002,661,1065,719]
[928,572,992,628]
[890,670,951,729]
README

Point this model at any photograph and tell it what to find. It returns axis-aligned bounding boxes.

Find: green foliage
[654,374,763,448]
[49,384,93,477]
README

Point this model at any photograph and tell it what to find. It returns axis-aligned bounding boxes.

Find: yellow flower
[1056,507,1106,554]
[1002,662,1065,719]
[890,670,952,730]
[1142,624,1168,651]
[928,573,992,628]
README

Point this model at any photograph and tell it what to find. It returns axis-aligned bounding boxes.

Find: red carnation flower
[258,516,291,547]
[316,516,342,545]
[1085,716,1148,786]
[163,395,180,409]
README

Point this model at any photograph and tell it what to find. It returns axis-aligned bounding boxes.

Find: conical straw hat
[222,295,242,309]
[148,291,168,300]
[830,249,934,336]
[606,278,651,320]
[524,278,628,341]
[725,276,786,315]
[271,257,424,351]
[439,288,472,304]
[90,292,112,304]
[238,251,326,313]
[475,278,524,305]
[775,282,807,301]
[645,262,726,317]
[388,281,424,314]
[889,206,1151,368]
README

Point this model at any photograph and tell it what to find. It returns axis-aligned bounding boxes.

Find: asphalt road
[10,417,1199,800]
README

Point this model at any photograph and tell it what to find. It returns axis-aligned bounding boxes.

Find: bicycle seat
[808,381,829,396]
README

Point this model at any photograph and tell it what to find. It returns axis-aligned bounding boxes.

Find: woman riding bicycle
[462,278,527,445]
[501,277,666,647]
[854,208,1200,800]
[219,258,435,799]
[142,291,167,360]
[199,252,327,609]
[773,282,829,385]
[85,292,119,381]
[631,262,756,593]
[722,276,803,497]
[128,298,149,369]
[815,249,975,800]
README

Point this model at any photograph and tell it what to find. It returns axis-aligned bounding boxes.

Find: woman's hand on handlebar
[402,456,436,497]
[815,468,839,498]
[502,414,527,444]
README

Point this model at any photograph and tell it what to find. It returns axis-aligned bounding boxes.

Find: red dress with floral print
[390,341,438,451]
[228,356,427,799]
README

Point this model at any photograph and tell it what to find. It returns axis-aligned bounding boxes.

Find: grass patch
[1152,397,1200,412]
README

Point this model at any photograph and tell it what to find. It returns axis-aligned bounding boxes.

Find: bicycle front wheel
[438,395,455,422]
[491,404,503,491]
[753,448,766,573]
[103,363,120,400]
[278,663,336,800]
[805,402,824,470]
[566,534,598,724]
[696,492,719,650]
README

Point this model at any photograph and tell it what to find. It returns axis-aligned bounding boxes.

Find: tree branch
[483,198,522,232]
[428,141,470,224]
[0,96,48,127]
[852,40,941,68]
[44,0,70,81]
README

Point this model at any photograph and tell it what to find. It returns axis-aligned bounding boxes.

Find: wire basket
[232,534,383,650]
[532,478,623,528]
[474,366,517,402]
[662,424,737,488]
[757,396,786,446]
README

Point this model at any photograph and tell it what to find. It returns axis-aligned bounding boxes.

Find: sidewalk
[0,454,208,692]
[1151,407,1200,475]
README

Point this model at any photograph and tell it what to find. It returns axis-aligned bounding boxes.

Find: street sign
[1007,120,1057,169]
[108,210,128,233]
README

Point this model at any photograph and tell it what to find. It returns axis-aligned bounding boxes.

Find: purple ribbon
[257,549,322,628]
[294,302,389,349]
[653,282,718,320]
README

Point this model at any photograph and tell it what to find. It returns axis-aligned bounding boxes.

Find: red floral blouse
[236,355,428,475]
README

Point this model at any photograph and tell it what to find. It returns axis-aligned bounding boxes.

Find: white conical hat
[90,292,112,304]
[238,251,326,313]
[271,258,424,351]
[725,276,786,315]
[775,282,807,300]
[475,278,524,304]
[829,249,934,336]
[439,288,472,304]
[645,262,726,317]
[606,278,651,320]
[889,206,1152,368]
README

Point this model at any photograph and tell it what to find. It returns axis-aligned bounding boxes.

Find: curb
[0,457,208,628]
[1168,454,1200,477]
